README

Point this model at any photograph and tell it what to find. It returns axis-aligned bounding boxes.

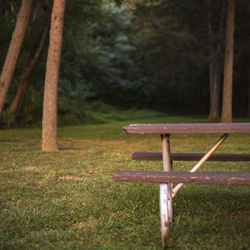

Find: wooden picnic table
[113,123,250,248]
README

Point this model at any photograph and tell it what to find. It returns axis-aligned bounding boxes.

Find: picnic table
[113,123,250,248]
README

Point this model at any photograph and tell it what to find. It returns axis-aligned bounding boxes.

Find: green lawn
[0,113,249,249]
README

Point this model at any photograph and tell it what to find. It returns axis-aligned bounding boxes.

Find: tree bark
[221,0,235,123]
[208,42,221,121]
[248,72,250,118]
[7,19,49,115]
[42,0,65,151]
[209,65,221,121]
[0,0,32,115]
[206,0,224,121]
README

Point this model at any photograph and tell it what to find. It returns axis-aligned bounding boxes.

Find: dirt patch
[230,210,250,219]
[24,166,40,171]
[58,175,82,181]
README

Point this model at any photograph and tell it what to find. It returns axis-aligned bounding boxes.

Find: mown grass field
[0,112,250,249]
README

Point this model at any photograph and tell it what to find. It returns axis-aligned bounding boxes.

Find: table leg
[172,133,228,197]
[160,134,172,248]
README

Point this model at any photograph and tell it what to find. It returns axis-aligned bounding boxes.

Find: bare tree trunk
[42,0,65,151]
[248,73,250,118]
[206,0,224,121]
[208,42,221,121]
[221,0,235,123]
[0,0,32,115]
[7,19,49,115]
[209,65,221,121]
[207,0,216,121]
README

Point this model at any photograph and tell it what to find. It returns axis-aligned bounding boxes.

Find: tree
[0,0,33,115]
[42,0,65,151]
[206,0,225,121]
[1,0,248,127]
[129,0,210,112]
[248,77,250,118]
[60,0,137,110]
[7,15,50,115]
[221,0,235,123]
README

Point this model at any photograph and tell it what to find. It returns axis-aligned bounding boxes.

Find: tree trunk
[42,0,65,151]
[7,19,49,115]
[248,72,250,118]
[221,0,235,123]
[0,0,32,115]
[206,0,224,121]
[209,65,221,121]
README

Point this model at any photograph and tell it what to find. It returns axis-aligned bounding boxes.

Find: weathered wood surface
[123,123,250,134]
[132,152,250,161]
[114,171,250,185]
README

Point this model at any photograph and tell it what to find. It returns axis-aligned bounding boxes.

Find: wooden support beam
[132,152,250,162]
[114,171,250,185]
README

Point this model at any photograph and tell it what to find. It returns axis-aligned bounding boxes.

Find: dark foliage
[0,0,250,127]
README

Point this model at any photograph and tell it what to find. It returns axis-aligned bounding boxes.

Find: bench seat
[132,152,250,161]
[114,171,250,185]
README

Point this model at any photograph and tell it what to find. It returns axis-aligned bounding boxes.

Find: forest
[0,1,250,248]
[0,0,250,128]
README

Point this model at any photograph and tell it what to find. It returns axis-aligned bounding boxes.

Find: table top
[123,123,250,134]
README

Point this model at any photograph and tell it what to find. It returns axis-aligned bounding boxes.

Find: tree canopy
[0,0,250,127]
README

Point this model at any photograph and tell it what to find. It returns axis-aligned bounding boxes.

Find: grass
[0,111,249,249]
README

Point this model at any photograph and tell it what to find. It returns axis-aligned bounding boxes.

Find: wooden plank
[114,171,250,185]
[123,123,250,134]
[132,152,250,161]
